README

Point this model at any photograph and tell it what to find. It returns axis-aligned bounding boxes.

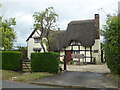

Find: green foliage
[68,60,74,65]
[33,7,58,51]
[0,17,16,50]
[101,42,104,49]
[31,52,59,73]
[102,14,120,74]
[1,51,23,71]
[16,46,27,58]
[33,7,58,30]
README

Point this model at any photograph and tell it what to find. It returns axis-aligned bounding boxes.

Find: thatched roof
[27,19,97,51]
[49,30,65,51]
[59,19,97,49]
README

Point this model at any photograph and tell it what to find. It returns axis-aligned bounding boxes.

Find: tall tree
[0,17,16,50]
[33,7,58,52]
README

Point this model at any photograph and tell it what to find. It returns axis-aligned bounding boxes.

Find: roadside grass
[1,70,53,83]
[13,72,53,83]
[1,70,20,80]
[111,73,120,83]
[107,73,120,84]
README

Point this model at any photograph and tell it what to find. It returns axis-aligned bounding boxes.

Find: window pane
[34,38,40,43]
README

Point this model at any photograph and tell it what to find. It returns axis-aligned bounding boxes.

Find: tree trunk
[40,40,46,52]
[40,27,46,52]
[36,27,46,52]
[46,30,50,52]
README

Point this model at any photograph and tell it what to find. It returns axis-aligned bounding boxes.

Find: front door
[66,51,72,63]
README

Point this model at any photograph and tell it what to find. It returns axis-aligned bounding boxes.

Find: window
[34,38,40,43]
[72,51,80,54]
[93,50,98,53]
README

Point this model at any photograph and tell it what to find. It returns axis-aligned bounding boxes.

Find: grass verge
[107,73,120,85]
[1,70,53,83]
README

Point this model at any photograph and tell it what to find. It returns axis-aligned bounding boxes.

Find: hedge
[103,15,120,74]
[1,51,23,71]
[31,52,59,73]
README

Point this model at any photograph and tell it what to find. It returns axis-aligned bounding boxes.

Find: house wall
[60,46,91,63]
[60,39,101,64]
[60,51,65,61]
[27,30,47,59]
[92,39,101,64]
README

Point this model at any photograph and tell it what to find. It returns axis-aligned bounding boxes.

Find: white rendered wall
[60,51,65,61]
[92,39,101,63]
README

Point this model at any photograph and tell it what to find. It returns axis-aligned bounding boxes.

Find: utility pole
[118,1,120,14]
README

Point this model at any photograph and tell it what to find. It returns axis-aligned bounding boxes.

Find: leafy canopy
[33,7,58,52]
[0,17,16,50]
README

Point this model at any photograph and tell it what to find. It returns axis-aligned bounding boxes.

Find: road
[32,71,119,88]
[1,80,60,88]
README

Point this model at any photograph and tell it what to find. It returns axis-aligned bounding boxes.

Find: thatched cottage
[58,14,101,64]
[27,14,101,64]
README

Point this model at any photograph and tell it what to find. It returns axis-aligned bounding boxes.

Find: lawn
[0,70,54,83]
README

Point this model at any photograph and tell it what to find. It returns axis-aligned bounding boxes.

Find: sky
[1,0,119,47]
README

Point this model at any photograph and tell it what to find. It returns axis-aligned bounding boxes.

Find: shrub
[31,52,59,73]
[1,51,23,71]
[68,60,74,65]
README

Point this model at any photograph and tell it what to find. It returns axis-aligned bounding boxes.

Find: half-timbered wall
[60,40,101,64]
[60,41,92,63]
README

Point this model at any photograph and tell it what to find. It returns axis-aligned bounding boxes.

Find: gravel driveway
[60,64,110,73]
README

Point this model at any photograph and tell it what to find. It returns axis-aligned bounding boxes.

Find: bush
[31,52,59,73]
[68,60,74,65]
[1,51,23,71]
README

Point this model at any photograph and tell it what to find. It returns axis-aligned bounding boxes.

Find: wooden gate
[22,59,31,73]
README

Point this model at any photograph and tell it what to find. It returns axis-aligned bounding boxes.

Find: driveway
[31,64,119,89]
[60,64,110,73]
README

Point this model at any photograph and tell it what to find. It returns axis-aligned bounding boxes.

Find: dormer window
[71,40,80,46]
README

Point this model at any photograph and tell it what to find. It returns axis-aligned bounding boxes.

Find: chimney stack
[95,14,100,39]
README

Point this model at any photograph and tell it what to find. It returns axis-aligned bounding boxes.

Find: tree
[101,14,120,74]
[33,7,58,52]
[0,17,16,50]
[16,46,27,58]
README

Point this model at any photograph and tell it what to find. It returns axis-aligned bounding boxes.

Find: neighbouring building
[26,29,47,59]
[27,14,101,64]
